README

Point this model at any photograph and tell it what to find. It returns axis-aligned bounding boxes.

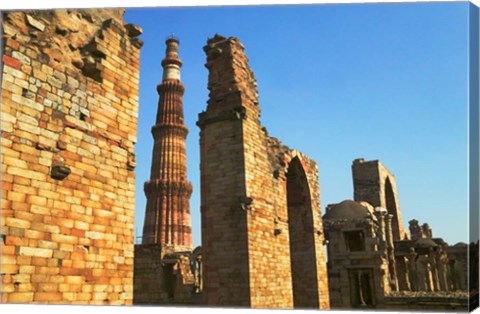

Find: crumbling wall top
[203,34,258,114]
[2,9,143,82]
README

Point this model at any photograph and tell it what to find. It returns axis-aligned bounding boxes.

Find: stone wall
[133,244,198,305]
[197,35,329,309]
[352,158,408,241]
[133,245,164,304]
[323,205,392,308]
[1,9,141,304]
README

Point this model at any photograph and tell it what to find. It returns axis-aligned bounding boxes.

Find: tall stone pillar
[142,36,193,248]
[134,37,194,305]
[385,214,398,291]
[436,248,449,291]
[428,247,440,291]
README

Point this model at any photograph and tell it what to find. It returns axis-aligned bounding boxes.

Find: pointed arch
[385,176,400,241]
[286,156,319,308]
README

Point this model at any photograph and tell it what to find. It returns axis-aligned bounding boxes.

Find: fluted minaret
[142,36,192,248]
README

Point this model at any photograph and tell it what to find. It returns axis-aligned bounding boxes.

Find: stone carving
[409,219,424,240]
[405,247,418,291]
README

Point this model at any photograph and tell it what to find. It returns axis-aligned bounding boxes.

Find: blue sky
[124,2,470,247]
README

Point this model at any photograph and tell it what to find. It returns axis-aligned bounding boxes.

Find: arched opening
[286,157,319,308]
[385,177,400,241]
[162,264,175,299]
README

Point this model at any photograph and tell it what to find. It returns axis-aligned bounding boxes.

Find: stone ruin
[133,34,331,309]
[323,158,478,310]
[1,7,477,311]
[1,9,142,304]
[196,34,330,308]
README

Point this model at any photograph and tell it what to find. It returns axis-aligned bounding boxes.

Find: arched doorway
[286,157,319,308]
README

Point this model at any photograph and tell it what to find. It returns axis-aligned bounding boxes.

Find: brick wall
[1,9,141,304]
[133,244,164,304]
[198,35,329,309]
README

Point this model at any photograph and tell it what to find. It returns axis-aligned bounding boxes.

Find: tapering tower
[142,36,192,248]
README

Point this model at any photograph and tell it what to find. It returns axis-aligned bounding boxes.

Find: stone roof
[323,200,372,221]
[414,238,438,249]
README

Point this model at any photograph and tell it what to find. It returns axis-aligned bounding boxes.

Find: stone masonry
[197,35,330,309]
[1,9,142,304]
[352,158,408,241]
[324,158,475,310]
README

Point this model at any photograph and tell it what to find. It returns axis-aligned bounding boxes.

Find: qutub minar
[134,37,200,305]
[142,36,193,248]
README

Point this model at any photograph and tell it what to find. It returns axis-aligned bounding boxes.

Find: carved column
[406,248,418,291]
[416,254,428,291]
[385,214,398,291]
[436,249,449,291]
[428,247,440,291]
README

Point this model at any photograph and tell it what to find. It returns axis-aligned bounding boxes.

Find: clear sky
[124,2,470,247]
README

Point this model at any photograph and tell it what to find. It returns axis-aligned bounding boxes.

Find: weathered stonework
[133,244,198,305]
[323,201,394,308]
[197,35,330,309]
[384,291,470,311]
[352,158,408,241]
[1,9,141,304]
[325,158,475,310]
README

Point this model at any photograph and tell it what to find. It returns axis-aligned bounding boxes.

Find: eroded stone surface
[1,8,141,305]
[197,35,330,309]
[323,159,478,310]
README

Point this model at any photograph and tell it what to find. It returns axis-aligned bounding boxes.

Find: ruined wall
[384,291,470,311]
[133,245,164,304]
[352,158,408,241]
[197,35,329,309]
[133,244,198,305]
[323,201,392,308]
[1,9,141,304]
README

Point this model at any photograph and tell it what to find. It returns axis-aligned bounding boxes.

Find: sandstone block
[26,15,46,31]
[1,264,19,274]
[65,276,84,285]
[7,292,34,303]
[34,292,63,302]
[7,166,46,181]
[51,233,78,245]
[18,246,53,258]
[6,217,31,229]
[19,265,36,274]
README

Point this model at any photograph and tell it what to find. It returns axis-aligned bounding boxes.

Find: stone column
[416,254,428,291]
[385,214,398,291]
[406,248,418,291]
[374,208,387,252]
[396,256,410,291]
[436,249,449,291]
[428,247,440,291]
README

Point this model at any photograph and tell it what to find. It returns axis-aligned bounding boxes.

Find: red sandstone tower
[142,36,192,248]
